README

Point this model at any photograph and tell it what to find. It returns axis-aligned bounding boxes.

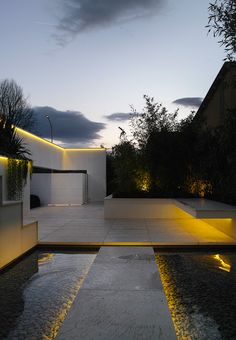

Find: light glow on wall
[16,127,105,152]
[16,127,64,151]
[65,148,105,151]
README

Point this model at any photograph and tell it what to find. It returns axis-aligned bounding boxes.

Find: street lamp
[45,115,53,143]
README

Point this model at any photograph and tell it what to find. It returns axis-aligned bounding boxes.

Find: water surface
[0,250,96,339]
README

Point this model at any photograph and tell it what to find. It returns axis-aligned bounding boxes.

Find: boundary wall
[0,176,38,269]
[0,128,106,212]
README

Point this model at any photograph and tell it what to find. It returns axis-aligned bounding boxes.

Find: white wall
[17,129,106,202]
[104,196,193,219]
[17,128,63,169]
[0,130,106,210]
[0,201,37,269]
[31,173,87,205]
[63,150,106,202]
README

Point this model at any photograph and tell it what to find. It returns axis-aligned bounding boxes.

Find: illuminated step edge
[175,199,236,219]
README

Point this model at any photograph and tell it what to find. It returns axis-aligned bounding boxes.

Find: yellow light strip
[65,148,105,151]
[16,127,64,151]
[0,156,8,161]
[15,127,105,152]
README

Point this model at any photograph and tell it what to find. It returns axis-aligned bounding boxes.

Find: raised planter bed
[104,195,192,219]
[104,195,236,219]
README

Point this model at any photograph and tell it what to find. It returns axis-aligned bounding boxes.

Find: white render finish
[104,196,193,219]
[16,128,106,203]
[17,129,63,170]
[63,150,106,202]
[0,198,38,269]
[104,196,236,220]
[31,173,87,206]
[175,198,236,218]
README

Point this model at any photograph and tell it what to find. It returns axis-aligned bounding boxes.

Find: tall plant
[7,158,32,200]
[0,119,32,200]
[207,0,236,60]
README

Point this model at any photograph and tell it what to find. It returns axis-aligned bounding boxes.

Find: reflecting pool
[155,252,236,340]
[0,250,96,339]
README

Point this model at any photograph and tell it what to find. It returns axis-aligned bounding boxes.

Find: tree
[130,95,178,148]
[130,95,180,193]
[0,117,30,158]
[0,79,32,200]
[110,135,138,194]
[0,79,34,129]
[0,79,33,158]
[207,0,236,60]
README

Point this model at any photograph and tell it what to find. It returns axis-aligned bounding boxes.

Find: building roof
[196,61,236,119]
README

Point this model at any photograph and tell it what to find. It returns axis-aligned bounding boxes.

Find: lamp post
[45,115,53,143]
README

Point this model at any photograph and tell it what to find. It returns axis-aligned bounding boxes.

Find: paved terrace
[26,203,236,339]
[27,203,236,246]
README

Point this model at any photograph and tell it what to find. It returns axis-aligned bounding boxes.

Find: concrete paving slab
[56,290,176,340]
[104,236,150,242]
[93,247,155,263]
[26,204,236,246]
[56,246,176,340]
[82,263,162,291]
[40,234,106,243]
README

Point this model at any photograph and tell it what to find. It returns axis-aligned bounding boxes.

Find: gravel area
[156,252,236,340]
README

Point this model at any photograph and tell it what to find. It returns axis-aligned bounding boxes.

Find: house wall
[201,68,236,128]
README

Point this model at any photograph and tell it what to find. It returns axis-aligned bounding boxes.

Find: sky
[0,0,225,148]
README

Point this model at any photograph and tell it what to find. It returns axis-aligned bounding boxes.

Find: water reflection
[0,251,38,339]
[213,254,231,273]
[156,252,236,340]
[0,251,96,339]
[38,252,55,265]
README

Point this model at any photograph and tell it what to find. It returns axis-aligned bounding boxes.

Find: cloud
[55,0,163,44]
[172,97,203,108]
[31,106,105,146]
[104,112,131,122]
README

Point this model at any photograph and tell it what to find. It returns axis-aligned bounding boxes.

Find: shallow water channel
[1,249,236,339]
[0,250,96,339]
[155,251,236,340]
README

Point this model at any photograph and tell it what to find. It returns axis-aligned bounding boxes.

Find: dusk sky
[0,0,225,147]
